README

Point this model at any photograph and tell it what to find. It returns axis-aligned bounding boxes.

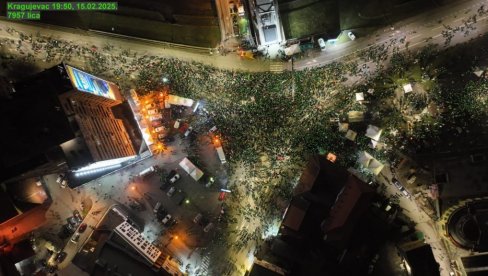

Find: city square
[2,1,488,276]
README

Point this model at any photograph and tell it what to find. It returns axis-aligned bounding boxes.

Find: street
[2,1,488,275]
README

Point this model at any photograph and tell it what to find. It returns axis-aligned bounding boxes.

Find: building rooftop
[92,233,170,276]
[266,155,384,275]
[0,66,77,181]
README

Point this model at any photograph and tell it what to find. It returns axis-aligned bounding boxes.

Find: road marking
[409,34,421,40]
[433,34,442,38]
[269,63,283,73]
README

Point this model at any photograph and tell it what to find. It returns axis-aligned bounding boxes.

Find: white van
[174,119,181,129]
[153,202,161,213]
[216,147,226,164]
[139,166,156,177]
[149,114,163,121]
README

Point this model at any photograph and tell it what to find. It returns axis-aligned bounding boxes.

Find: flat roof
[92,233,170,276]
[0,66,76,180]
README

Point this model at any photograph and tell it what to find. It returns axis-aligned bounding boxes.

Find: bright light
[131,186,136,191]
[327,153,337,163]
[185,199,190,204]
[162,77,169,83]
[74,163,125,177]
[193,101,200,112]
[174,235,178,240]
[262,219,280,239]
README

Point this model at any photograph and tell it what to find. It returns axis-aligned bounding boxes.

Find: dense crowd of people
[3,19,488,274]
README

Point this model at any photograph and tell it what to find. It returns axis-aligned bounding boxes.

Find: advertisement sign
[65,65,119,100]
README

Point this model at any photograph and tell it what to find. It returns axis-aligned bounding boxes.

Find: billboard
[65,65,119,100]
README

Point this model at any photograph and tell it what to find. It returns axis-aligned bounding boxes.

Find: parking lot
[30,92,230,274]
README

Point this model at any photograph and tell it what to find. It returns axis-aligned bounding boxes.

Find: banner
[65,65,119,100]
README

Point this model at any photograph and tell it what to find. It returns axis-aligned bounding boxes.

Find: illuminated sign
[65,65,119,100]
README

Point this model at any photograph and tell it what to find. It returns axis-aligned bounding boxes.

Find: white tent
[284,44,301,56]
[355,92,364,101]
[358,151,384,175]
[368,158,384,175]
[347,111,364,123]
[365,125,383,141]
[179,157,204,181]
[403,83,413,94]
[167,95,194,107]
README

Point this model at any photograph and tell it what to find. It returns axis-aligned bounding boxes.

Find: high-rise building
[58,65,135,162]
[0,64,138,184]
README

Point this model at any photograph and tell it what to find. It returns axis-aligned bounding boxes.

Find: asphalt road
[2,1,488,275]
[378,167,455,276]
[293,0,488,71]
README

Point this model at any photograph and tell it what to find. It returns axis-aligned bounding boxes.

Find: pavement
[292,0,488,71]
[2,1,488,275]
[44,107,224,275]
[0,19,273,73]
[377,166,454,276]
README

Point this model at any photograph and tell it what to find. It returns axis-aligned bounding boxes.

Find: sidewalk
[0,19,274,73]
[377,166,455,276]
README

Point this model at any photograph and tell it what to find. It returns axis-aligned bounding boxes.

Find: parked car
[70,232,80,244]
[56,174,64,184]
[368,254,380,274]
[139,166,156,177]
[392,178,410,198]
[166,169,177,180]
[392,178,402,189]
[67,216,79,226]
[203,222,214,233]
[59,225,73,239]
[147,109,159,115]
[57,174,67,188]
[151,120,163,127]
[78,223,87,233]
[174,119,181,129]
[317,38,326,51]
[193,213,202,224]
[153,202,162,213]
[154,126,165,133]
[159,135,175,143]
[347,31,356,41]
[184,127,193,137]
[218,191,226,201]
[149,114,163,121]
[169,174,180,184]
[60,178,68,188]
[55,252,67,263]
[162,214,172,225]
[205,176,215,188]
[167,187,176,197]
[73,210,83,223]
[168,218,178,227]
[156,208,168,220]
[209,126,217,133]
[48,265,57,273]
